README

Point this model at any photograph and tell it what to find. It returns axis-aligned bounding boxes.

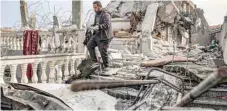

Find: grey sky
[193,0,227,25]
[0,0,226,28]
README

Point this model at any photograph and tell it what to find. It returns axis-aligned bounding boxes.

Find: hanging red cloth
[23,30,39,79]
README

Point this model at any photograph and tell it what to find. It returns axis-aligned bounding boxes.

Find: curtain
[23,30,39,80]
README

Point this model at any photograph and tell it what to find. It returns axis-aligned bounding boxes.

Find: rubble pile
[1,1,227,110]
[73,0,227,110]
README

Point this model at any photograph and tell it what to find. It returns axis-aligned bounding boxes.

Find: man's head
[93,1,102,13]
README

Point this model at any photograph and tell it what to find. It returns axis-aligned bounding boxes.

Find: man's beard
[95,9,102,15]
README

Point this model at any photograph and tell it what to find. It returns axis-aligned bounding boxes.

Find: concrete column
[77,30,86,53]
[72,0,83,29]
[20,0,29,27]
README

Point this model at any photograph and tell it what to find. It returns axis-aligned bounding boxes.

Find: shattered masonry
[1,0,227,110]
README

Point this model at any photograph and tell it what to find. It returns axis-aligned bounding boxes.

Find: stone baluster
[6,36,9,48]
[16,37,20,50]
[13,37,16,50]
[68,36,73,52]
[56,60,63,83]
[62,36,67,52]
[63,59,70,80]
[73,35,78,53]
[11,36,15,50]
[41,35,48,52]
[0,65,6,83]
[2,36,5,46]
[41,61,47,83]
[14,37,18,50]
[72,36,76,53]
[31,62,39,83]
[5,36,8,46]
[50,35,56,52]
[46,35,49,51]
[70,59,75,76]
[21,64,29,83]
[49,61,56,83]
[6,37,10,48]
[21,36,24,51]
[10,36,14,50]
[10,64,18,83]
[4,36,6,45]
[9,36,12,48]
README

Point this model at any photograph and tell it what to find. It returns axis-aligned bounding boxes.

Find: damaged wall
[106,0,212,48]
[191,8,212,46]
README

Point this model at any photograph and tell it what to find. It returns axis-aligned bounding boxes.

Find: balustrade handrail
[1,53,85,60]
[0,53,85,65]
[1,29,86,55]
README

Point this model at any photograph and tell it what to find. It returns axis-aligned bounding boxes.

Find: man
[87,1,112,70]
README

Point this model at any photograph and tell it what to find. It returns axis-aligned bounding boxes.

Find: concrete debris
[174,66,227,107]
[1,83,72,110]
[3,0,227,110]
[157,2,178,24]
[140,55,196,67]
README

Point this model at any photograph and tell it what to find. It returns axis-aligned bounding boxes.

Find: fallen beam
[71,80,159,92]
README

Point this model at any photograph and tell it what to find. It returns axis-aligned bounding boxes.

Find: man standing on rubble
[87,1,112,70]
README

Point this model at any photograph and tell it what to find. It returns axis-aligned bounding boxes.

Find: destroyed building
[1,0,227,110]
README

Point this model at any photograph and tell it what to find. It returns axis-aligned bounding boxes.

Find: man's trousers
[87,36,110,67]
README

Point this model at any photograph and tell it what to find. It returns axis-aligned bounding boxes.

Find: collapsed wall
[105,0,212,49]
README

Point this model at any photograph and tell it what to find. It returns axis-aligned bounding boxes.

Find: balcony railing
[1,30,85,56]
[0,30,86,84]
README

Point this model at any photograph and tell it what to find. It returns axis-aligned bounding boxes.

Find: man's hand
[88,25,99,30]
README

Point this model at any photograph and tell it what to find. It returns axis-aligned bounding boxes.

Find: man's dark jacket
[93,9,112,41]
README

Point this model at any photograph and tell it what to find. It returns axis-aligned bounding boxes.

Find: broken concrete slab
[26,84,117,110]
[1,83,72,110]
[157,2,178,24]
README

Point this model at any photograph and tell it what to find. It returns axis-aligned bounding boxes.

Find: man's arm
[98,12,111,30]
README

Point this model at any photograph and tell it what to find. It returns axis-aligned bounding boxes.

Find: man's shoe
[90,62,100,69]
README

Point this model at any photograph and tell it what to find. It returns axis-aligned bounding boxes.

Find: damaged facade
[1,0,227,110]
